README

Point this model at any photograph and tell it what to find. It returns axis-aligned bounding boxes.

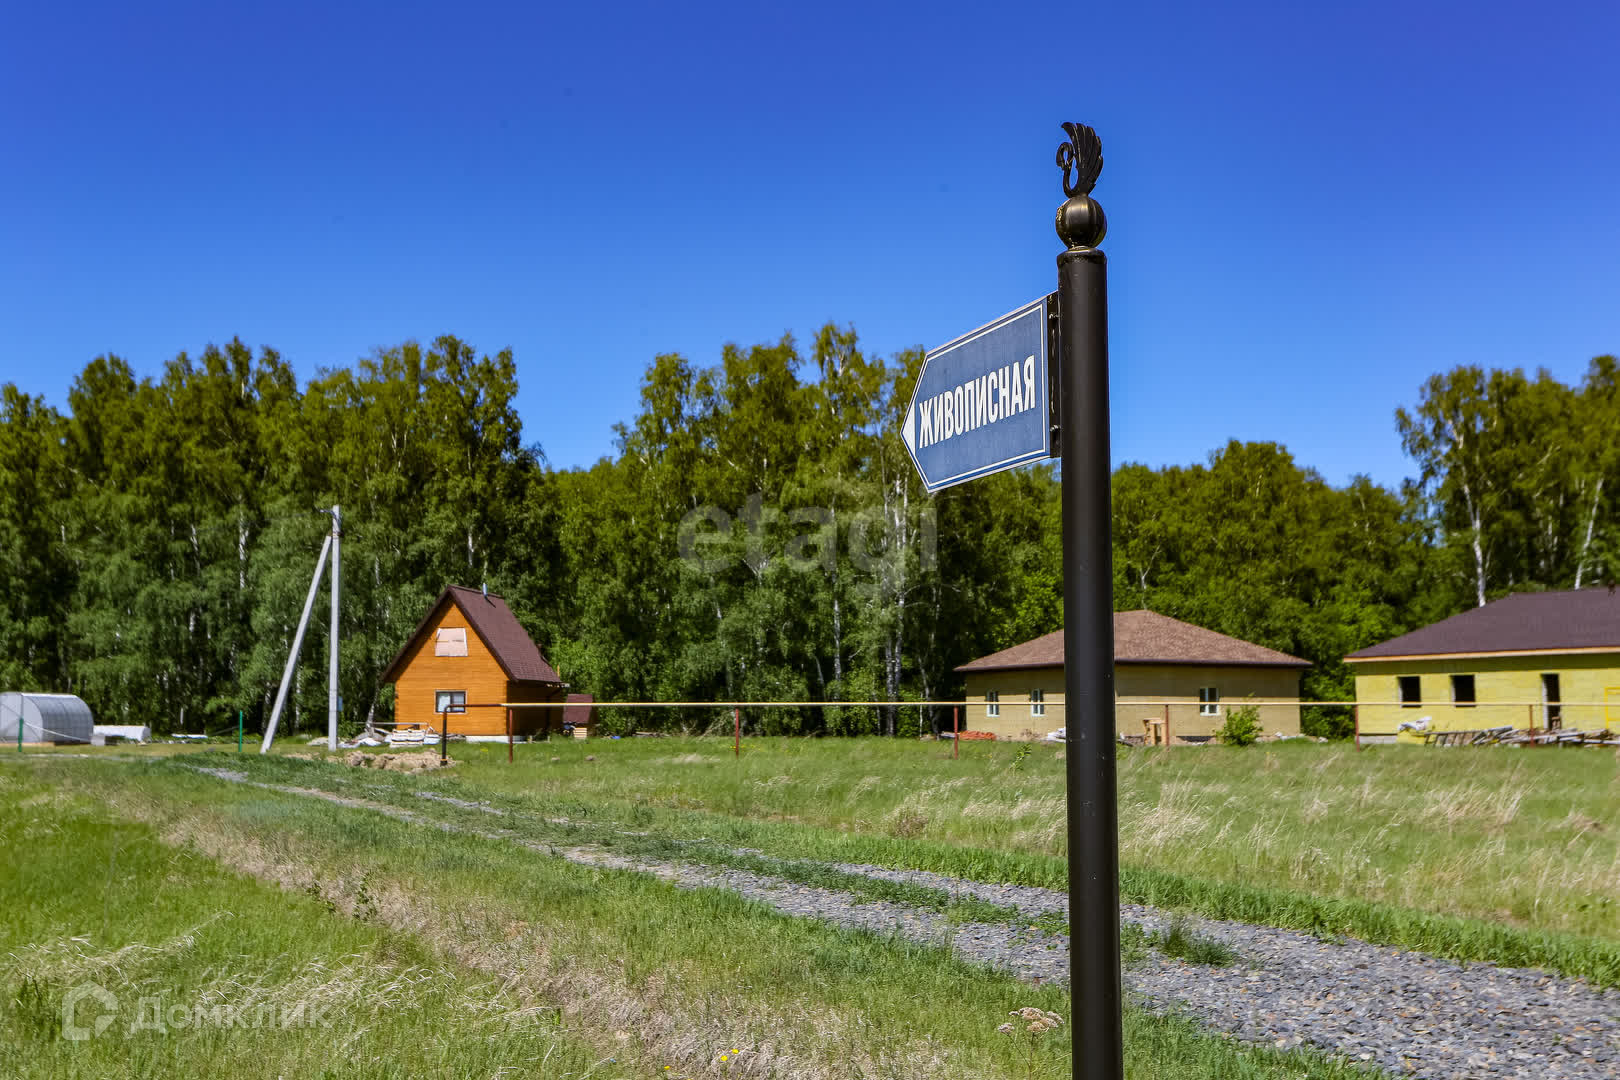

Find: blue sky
[4,0,1617,489]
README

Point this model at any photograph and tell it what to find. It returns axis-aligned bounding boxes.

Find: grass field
[0,767,625,1079]
[444,737,1620,947]
[5,735,1616,1077]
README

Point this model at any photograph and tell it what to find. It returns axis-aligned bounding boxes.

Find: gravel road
[828,861,1620,1080]
[191,767,1620,1079]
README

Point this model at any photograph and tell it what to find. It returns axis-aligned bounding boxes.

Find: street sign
[902,294,1054,492]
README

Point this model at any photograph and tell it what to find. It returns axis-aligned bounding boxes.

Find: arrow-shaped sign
[902,294,1055,492]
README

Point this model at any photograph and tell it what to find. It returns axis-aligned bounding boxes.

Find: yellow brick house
[955,611,1309,741]
[1346,588,1620,739]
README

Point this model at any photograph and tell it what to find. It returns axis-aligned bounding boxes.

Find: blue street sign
[902,294,1054,492]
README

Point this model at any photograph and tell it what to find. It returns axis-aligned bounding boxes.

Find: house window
[1030,689,1045,717]
[434,690,466,714]
[1398,676,1421,706]
[1198,687,1219,716]
[434,627,468,657]
[1451,674,1476,707]
[986,691,1000,718]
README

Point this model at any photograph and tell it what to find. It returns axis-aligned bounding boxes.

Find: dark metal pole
[734,707,741,758]
[1055,121,1122,1080]
[440,709,448,766]
[507,707,514,764]
[953,705,960,759]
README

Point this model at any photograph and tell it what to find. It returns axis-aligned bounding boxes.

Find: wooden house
[380,585,566,738]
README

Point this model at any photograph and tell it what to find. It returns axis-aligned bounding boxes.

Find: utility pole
[328,504,341,752]
[1055,121,1122,1080]
[261,534,332,753]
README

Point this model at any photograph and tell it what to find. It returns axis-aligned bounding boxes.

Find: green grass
[208,751,1035,925]
[55,728,1620,950]
[210,740,1620,987]
[392,736,1620,951]
[0,770,624,1079]
[1153,914,1238,967]
[517,735,1614,937]
[28,723,1620,954]
[1,756,1387,1079]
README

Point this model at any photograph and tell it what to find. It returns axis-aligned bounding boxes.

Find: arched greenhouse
[0,693,93,744]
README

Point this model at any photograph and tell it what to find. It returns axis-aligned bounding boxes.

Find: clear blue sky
[4,0,1617,489]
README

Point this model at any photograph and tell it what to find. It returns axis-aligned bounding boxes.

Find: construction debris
[1419,726,1620,748]
[339,750,458,773]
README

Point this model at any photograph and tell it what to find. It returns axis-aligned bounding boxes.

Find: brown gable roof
[563,693,594,728]
[1346,588,1620,661]
[380,585,561,686]
[954,610,1309,673]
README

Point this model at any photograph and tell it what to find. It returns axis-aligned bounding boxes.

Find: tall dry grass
[436,736,1620,943]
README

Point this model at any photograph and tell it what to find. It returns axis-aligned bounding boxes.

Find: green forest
[1,330,1615,739]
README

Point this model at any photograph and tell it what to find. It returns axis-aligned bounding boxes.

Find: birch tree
[1397,367,1502,606]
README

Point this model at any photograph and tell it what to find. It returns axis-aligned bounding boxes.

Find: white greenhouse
[0,693,94,744]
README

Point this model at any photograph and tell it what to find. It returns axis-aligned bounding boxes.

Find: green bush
[1215,703,1262,746]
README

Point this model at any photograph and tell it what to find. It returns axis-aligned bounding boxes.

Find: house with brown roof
[1346,588,1620,739]
[380,585,566,738]
[954,611,1310,741]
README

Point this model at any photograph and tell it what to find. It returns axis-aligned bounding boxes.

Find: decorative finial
[1055,122,1107,251]
[1057,122,1102,197]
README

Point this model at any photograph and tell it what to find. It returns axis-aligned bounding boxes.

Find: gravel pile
[189,767,1620,1079]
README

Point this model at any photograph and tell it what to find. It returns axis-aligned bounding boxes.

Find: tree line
[1,331,1613,739]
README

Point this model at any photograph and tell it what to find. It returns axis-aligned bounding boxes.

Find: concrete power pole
[260,534,332,753]
[328,505,341,752]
